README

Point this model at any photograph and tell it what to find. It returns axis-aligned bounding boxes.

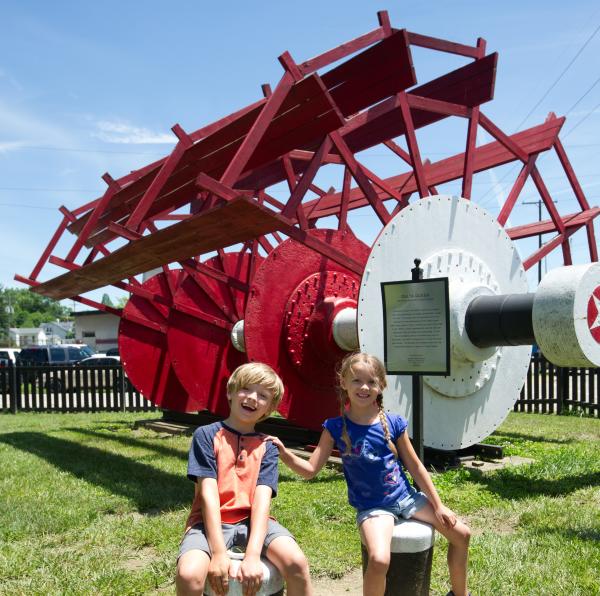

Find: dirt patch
[461,455,534,473]
[121,546,159,572]
[312,569,363,596]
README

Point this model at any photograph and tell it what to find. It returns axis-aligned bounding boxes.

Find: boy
[176,362,313,596]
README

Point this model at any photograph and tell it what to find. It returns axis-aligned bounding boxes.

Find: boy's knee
[176,556,206,593]
[287,552,309,577]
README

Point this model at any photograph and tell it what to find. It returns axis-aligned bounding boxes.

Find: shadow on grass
[278,470,344,485]
[463,466,600,500]
[71,428,188,460]
[490,430,574,445]
[0,431,193,512]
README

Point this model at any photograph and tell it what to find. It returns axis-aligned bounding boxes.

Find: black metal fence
[515,353,599,417]
[1,356,597,417]
[0,363,157,414]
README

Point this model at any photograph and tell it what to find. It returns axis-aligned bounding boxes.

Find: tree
[0,286,71,345]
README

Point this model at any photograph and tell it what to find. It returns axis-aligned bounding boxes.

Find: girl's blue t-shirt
[323,413,414,510]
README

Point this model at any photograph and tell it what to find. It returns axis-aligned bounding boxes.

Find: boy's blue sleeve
[257,440,279,497]
[187,426,217,482]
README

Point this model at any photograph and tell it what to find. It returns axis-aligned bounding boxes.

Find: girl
[270,352,471,596]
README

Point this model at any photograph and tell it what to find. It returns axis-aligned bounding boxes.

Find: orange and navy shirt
[185,421,278,530]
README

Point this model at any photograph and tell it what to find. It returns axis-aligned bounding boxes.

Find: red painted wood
[245,230,369,429]
[221,72,295,187]
[407,31,482,58]
[330,131,391,225]
[406,94,471,118]
[553,138,591,210]
[167,252,260,415]
[307,118,564,219]
[278,51,303,81]
[523,226,582,271]
[377,10,392,36]
[397,92,429,198]
[32,197,287,300]
[530,167,565,233]
[462,106,479,199]
[497,154,539,227]
[323,31,416,117]
[299,28,385,74]
[65,181,119,261]
[127,134,191,231]
[586,220,599,261]
[479,112,528,163]
[282,136,332,219]
[29,215,70,280]
[507,208,600,239]
[119,270,191,411]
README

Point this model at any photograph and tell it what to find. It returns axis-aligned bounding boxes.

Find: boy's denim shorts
[178,518,294,560]
[356,491,429,527]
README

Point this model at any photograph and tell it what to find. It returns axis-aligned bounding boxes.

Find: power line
[515,22,600,131]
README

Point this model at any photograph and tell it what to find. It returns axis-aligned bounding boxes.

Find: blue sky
[2,1,600,307]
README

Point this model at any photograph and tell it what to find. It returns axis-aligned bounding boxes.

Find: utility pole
[523,199,556,285]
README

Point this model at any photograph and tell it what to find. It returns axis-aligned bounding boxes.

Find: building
[73,310,120,353]
[41,321,74,344]
[9,327,47,347]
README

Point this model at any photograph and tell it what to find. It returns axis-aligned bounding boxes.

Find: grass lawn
[0,411,598,595]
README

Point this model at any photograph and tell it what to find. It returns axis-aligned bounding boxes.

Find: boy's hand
[238,553,263,596]
[434,504,457,529]
[207,552,231,595]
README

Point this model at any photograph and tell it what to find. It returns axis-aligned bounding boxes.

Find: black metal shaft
[465,293,535,348]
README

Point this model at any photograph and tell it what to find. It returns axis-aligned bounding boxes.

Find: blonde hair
[227,362,284,419]
[337,352,398,459]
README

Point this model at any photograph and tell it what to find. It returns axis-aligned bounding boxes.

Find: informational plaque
[381,278,450,375]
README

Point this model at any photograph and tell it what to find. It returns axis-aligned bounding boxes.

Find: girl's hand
[265,435,285,451]
[434,504,457,529]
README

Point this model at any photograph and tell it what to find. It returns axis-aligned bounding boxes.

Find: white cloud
[0,140,27,154]
[92,120,176,145]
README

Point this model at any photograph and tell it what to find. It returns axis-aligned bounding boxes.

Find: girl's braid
[339,395,352,456]
[377,394,398,459]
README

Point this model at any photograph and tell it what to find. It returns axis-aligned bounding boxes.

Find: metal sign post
[411,259,425,462]
[380,258,450,461]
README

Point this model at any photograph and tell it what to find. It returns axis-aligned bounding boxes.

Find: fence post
[119,366,126,412]
[556,366,568,414]
[9,363,19,414]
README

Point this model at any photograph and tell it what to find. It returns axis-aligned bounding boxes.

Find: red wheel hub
[245,229,369,429]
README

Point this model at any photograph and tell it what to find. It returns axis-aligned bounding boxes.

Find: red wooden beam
[307,117,564,219]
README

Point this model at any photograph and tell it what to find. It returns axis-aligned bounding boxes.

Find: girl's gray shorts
[356,491,429,527]
[178,518,294,560]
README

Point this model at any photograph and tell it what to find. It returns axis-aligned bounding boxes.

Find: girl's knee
[367,550,391,575]
[450,521,471,548]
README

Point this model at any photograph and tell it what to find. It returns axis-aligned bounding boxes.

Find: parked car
[0,348,20,366]
[17,344,94,390]
[77,354,127,392]
[105,347,120,357]
[77,355,120,366]
[17,344,94,366]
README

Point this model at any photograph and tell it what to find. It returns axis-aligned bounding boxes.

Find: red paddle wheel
[17,11,599,431]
